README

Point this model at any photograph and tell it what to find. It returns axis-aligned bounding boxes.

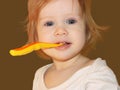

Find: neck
[51,54,89,71]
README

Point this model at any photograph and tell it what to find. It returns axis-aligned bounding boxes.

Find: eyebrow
[39,16,54,21]
[39,13,80,20]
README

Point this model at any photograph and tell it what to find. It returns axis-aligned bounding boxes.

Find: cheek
[37,30,53,42]
[73,28,86,40]
[77,25,86,42]
[72,28,86,46]
[76,34,86,47]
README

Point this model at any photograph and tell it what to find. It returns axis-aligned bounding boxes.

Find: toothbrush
[9,42,63,56]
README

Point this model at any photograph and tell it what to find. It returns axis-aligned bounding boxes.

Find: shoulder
[88,58,117,80]
[34,63,53,78]
[85,58,120,90]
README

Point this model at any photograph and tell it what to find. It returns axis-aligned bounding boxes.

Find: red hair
[26,0,107,59]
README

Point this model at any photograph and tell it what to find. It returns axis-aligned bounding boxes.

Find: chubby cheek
[38,35,50,42]
[72,29,86,51]
[37,29,53,43]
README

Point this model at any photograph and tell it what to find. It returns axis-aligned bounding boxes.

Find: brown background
[0,0,120,90]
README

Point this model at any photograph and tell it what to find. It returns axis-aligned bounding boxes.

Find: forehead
[39,0,82,18]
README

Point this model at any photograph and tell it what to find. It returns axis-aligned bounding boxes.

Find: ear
[85,27,91,42]
[34,29,39,42]
[87,31,91,41]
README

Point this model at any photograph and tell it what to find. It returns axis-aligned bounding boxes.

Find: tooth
[64,42,66,44]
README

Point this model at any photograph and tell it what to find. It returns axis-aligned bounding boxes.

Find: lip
[54,41,72,50]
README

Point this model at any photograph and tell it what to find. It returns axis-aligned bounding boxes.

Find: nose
[54,26,68,37]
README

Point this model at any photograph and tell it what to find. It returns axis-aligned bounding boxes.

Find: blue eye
[44,21,54,27]
[66,19,77,24]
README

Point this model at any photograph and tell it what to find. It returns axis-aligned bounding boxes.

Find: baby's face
[37,0,86,60]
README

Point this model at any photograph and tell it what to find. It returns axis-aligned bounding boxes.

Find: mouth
[55,41,72,50]
[56,41,71,45]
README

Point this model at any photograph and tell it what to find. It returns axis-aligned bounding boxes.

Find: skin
[37,0,94,88]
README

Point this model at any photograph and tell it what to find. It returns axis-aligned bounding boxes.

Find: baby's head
[26,0,104,59]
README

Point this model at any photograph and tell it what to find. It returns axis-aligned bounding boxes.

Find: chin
[52,57,71,62]
[51,54,77,62]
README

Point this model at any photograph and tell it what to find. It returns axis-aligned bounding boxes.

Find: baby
[25,0,120,90]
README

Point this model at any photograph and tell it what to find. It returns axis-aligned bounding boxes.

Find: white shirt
[32,58,120,90]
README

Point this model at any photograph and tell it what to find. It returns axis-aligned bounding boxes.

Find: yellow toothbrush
[9,42,63,56]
